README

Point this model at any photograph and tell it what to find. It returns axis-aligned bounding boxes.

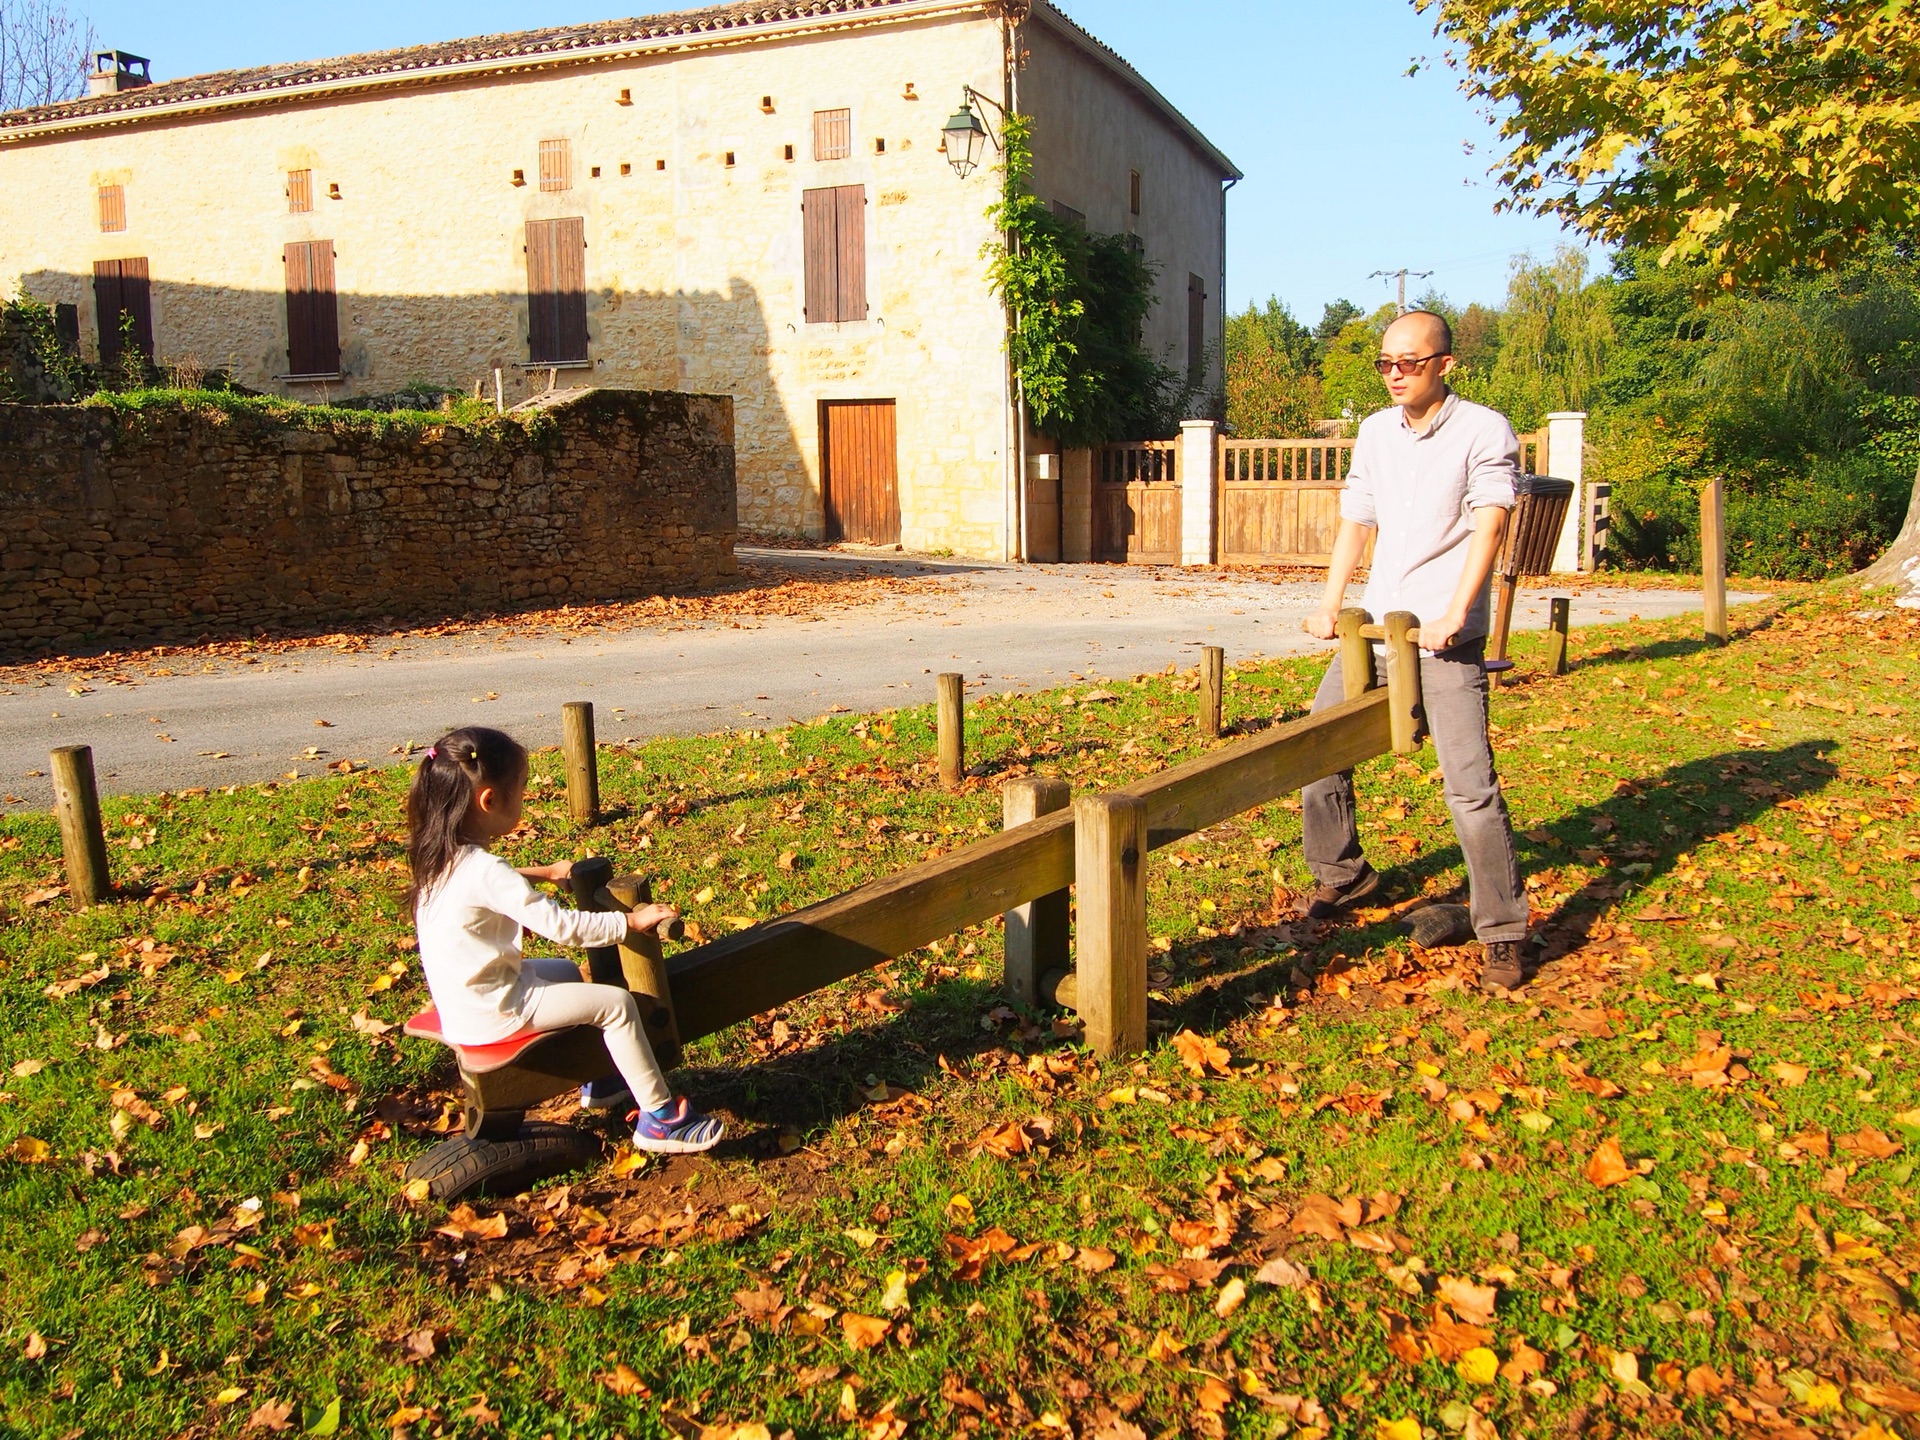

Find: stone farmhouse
[0,0,1238,562]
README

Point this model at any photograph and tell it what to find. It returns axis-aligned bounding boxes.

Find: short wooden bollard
[936,673,965,787]
[1337,607,1376,699]
[51,744,111,908]
[562,701,599,824]
[1384,612,1424,754]
[1002,777,1071,1007]
[1073,791,1148,1059]
[1547,596,1571,676]
[1198,646,1224,738]
[1701,476,1728,646]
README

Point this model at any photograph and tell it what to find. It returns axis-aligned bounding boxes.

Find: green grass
[3,587,1919,1438]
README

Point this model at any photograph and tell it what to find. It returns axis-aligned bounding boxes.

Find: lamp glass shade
[942,106,989,177]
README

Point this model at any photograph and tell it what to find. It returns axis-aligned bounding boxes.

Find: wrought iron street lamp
[941,85,1004,178]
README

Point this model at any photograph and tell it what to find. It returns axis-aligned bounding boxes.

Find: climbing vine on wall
[985,114,1190,448]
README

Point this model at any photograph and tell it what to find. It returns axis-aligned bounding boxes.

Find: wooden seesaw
[401,857,687,1200]
[395,620,1444,1201]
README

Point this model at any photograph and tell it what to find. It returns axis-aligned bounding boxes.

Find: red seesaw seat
[403,1007,585,1075]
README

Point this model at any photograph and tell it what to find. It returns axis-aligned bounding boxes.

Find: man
[1296,310,1530,993]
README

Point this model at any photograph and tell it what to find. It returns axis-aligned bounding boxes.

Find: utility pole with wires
[1370,268,1434,314]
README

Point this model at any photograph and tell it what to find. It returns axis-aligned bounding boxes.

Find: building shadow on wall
[3,271,847,660]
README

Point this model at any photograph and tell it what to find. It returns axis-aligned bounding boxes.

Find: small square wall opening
[874,137,886,154]
[620,162,632,176]
[724,150,736,168]
[784,143,794,162]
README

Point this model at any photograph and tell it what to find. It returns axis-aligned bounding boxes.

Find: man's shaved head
[1383,309,1453,356]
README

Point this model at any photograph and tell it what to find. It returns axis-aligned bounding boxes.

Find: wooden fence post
[1701,477,1728,646]
[562,701,599,824]
[1385,612,1424,754]
[1002,777,1071,1007]
[1337,607,1376,699]
[50,744,111,908]
[1074,792,1148,1058]
[937,673,965,787]
[1198,646,1224,738]
[1547,596,1571,676]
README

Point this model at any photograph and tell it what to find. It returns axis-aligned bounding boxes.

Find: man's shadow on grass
[1157,737,1840,1033]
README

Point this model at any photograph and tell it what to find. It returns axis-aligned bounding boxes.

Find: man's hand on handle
[1422,611,1468,654]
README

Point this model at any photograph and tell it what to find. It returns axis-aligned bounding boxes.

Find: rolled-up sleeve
[1466,419,1521,512]
[479,857,630,949]
[1339,427,1379,527]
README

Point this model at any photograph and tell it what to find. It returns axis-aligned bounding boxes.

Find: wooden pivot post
[1384,612,1424,754]
[1337,607,1376,699]
[562,701,598,824]
[571,855,683,1069]
[1002,777,1071,1007]
[1701,476,1728,646]
[1487,570,1521,688]
[1546,597,1571,676]
[1198,646,1225,738]
[936,673,965,787]
[1073,791,1148,1058]
[50,744,110,908]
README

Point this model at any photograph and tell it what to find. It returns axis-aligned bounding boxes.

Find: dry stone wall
[0,387,734,657]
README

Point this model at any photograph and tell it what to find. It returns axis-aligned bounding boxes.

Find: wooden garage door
[822,400,900,545]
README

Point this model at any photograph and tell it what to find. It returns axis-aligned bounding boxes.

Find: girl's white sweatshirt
[414,846,628,1044]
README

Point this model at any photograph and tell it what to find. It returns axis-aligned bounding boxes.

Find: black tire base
[404,1123,606,1203]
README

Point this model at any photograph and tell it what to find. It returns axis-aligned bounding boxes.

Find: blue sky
[80,0,1592,324]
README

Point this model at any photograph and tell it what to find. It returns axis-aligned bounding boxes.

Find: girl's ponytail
[403,727,528,909]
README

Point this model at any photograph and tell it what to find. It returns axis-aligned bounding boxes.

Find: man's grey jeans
[1301,639,1529,943]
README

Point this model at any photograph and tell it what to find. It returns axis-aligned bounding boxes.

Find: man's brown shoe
[1290,865,1381,921]
[1480,939,1526,994]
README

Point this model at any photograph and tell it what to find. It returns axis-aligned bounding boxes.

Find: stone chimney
[86,51,152,97]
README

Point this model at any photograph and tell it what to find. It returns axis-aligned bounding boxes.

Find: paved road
[0,550,1760,808]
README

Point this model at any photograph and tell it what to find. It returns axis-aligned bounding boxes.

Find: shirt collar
[1397,388,1459,438]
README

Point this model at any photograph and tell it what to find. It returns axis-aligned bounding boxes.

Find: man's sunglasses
[1373,354,1447,376]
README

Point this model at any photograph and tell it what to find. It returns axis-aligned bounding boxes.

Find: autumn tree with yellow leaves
[1418,0,1920,592]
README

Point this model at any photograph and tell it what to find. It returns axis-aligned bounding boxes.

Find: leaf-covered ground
[1,584,1917,1440]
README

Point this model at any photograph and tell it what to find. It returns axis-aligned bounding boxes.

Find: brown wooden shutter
[94,257,153,365]
[93,260,124,365]
[802,188,836,323]
[1188,272,1208,378]
[539,139,572,192]
[284,240,339,376]
[526,218,588,363]
[812,108,851,161]
[98,184,125,233]
[284,243,313,373]
[287,169,313,214]
[835,185,867,322]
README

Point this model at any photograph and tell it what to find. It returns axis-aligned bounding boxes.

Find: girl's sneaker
[632,1097,724,1154]
[579,1077,632,1112]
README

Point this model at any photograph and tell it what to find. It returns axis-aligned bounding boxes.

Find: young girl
[405,725,723,1154]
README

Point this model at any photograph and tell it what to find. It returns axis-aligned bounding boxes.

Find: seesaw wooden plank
[669,687,1394,1044]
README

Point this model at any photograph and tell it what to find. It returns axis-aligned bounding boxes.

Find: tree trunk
[1857,459,1920,604]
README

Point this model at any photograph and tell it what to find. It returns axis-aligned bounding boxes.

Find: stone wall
[0,387,735,657]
